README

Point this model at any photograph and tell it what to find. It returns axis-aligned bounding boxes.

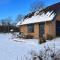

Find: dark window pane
[28,24,34,32]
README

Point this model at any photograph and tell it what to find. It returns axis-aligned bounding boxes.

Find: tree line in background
[0,17,19,33]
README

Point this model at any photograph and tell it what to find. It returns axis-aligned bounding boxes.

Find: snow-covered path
[0,33,40,60]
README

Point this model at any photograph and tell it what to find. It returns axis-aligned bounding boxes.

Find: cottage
[17,2,60,39]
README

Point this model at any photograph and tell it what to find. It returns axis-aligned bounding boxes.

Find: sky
[0,0,60,22]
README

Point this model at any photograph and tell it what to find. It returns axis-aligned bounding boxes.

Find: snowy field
[0,33,60,60]
[0,33,40,60]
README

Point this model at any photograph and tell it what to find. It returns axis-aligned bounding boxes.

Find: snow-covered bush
[52,50,60,60]
[47,34,54,40]
[25,34,33,39]
[29,46,60,60]
[39,37,46,44]
[11,32,20,39]
[30,50,42,60]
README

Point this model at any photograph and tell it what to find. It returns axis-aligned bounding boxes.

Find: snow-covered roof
[16,11,56,26]
[17,11,55,25]
[16,19,23,26]
[16,21,21,26]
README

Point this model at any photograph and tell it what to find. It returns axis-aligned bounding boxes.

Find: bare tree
[16,14,24,22]
[30,0,45,12]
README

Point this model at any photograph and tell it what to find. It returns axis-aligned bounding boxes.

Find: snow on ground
[0,33,60,60]
[0,33,40,60]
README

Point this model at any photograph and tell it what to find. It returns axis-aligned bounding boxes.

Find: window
[28,24,34,32]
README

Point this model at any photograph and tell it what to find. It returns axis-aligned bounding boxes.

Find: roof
[20,11,55,25]
[16,21,22,26]
[17,2,60,26]
[42,2,60,12]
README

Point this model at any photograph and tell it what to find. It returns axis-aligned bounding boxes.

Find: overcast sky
[0,0,60,21]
